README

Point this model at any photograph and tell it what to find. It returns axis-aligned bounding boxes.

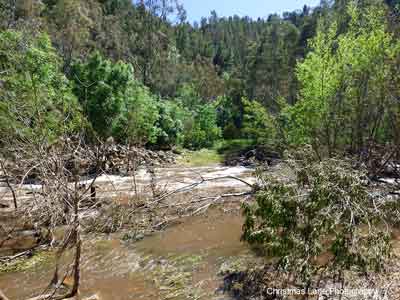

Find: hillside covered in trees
[1,0,399,156]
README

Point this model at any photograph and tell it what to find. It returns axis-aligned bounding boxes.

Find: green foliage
[0,30,81,144]
[70,54,221,149]
[242,98,277,146]
[71,52,161,144]
[283,1,400,155]
[242,149,396,286]
[282,20,338,147]
[176,84,203,108]
[183,104,221,150]
[153,100,186,148]
[215,95,242,139]
[71,52,128,139]
[113,82,159,145]
[2,0,399,155]
[70,54,221,148]
[166,84,223,150]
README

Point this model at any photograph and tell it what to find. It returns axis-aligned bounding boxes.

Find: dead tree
[0,135,106,300]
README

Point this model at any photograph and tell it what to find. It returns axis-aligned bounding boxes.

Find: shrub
[242,148,398,289]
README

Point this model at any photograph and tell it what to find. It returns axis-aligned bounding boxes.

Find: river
[0,164,259,300]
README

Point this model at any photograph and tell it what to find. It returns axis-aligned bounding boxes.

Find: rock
[383,163,400,178]
[121,232,144,242]
[172,148,183,155]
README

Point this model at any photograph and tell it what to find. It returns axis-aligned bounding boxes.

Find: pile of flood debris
[97,144,177,174]
[0,142,178,262]
[0,143,177,184]
[224,145,281,167]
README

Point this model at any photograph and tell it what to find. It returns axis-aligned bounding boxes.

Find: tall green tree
[0,30,81,144]
[284,1,400,156]
[71,52,130,139]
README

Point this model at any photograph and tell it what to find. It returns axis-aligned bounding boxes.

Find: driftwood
[0,249,33,262]
[0,289,10,300]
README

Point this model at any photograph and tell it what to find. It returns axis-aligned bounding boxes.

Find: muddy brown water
[0,207,251,300]
[0,165,255,300]
[0,164,255,299]
[2,163,400,299]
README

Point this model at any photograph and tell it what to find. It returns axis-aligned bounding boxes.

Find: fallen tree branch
[0,249,33,262]
[149,175,254,206]
[0,289,10,300]
[0,161,17,210]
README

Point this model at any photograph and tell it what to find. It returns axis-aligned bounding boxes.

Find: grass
[175,139,257,167]
[0,250,53,274]
[176,148,223,167]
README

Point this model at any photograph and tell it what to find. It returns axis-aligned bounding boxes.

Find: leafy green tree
[241,98,277,146]
[283,1,400,156]
[71,52,130,139]
[174,84,222,149]
[72,52,162,145]
[183,104,221,149]
[0,30,81,144]
[112,83,159,145]
[282,19,338,151]
[152,100,186,149]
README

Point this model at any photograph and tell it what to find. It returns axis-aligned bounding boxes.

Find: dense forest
[1,1,400,300]
[1,0,399,155]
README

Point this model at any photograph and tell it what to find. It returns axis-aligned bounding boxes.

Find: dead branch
[0,160,17,209]
[0,249,33,262]
[149,175,254,206]
[0,290,10,300]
